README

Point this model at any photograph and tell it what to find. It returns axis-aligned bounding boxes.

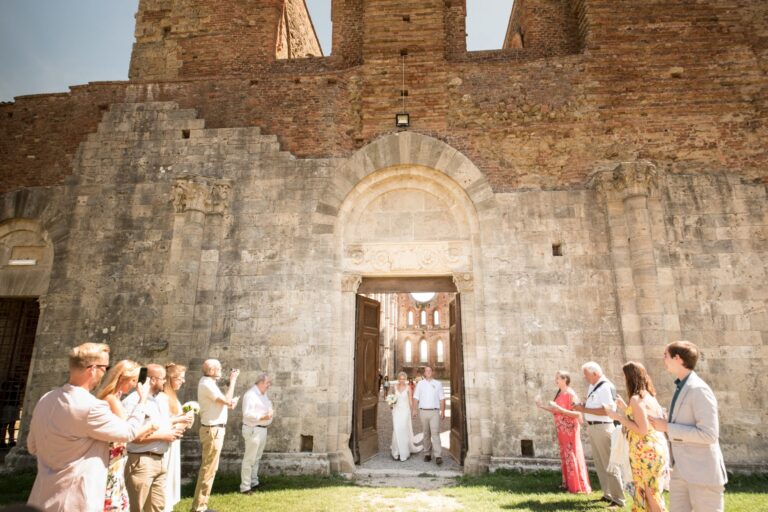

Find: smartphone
[138,367,148,384]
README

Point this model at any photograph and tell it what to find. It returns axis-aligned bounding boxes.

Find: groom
[412,365,445,465]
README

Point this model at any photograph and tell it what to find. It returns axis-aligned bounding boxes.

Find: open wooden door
[448,295,468,465]
[351,294,380,464]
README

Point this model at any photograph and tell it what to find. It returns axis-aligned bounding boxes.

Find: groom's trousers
[419,409,441,458]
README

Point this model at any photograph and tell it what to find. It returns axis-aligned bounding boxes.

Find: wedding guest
[157,363,193,512]
[123,364,184,512]
[536,370,591,494]
[390,371,421,462]
[605,362,667,512]
[240,373,273,494]
[572,361,625,508]
[191,360,239,512]
[26,343,152,512]
[649,341,727,512]
[95,360,142,511]
[412,365,445,465]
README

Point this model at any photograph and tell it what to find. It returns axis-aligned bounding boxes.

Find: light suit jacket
[27,384,146,512]
[667,371,728,486]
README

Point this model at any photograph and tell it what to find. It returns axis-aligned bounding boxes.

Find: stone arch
[328,133,495,474]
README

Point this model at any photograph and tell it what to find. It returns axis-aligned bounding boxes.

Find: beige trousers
[125,452,167,512]
[670,469,725,512]
[191,426,225,512]
[240,425,268,491]
[587,422,625,505]
[419,409,442,458]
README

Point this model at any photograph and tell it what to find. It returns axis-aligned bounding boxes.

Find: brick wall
[1,0,767,193]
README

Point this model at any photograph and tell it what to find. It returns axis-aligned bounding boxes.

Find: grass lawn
[2,469,766,511]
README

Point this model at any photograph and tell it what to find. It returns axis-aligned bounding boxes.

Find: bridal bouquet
[182,401,201,414]
[385,394,398,406]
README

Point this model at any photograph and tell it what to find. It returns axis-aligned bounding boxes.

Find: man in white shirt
[239,373,273,494]
[412,365,445,465]
[123,364,184,512]
[191,359,239,512]
[572,361,625,507]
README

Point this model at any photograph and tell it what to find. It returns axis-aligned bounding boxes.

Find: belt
[202,423,225,427]
[128,451,164,458]
[244,424,268,429]
[587,421,612,425]
[420,408,438,411]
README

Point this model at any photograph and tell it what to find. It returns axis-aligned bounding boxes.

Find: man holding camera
[191,359,239,512]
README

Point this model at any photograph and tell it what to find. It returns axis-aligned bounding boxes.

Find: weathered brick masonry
[0,0,766,474]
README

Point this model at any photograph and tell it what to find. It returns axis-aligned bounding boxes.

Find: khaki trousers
[240,425,268,492]
[587,422,625,505]
[125,452,167,512]
[191,426,225,512]
[670,469,724,512]
[419,409,442,458]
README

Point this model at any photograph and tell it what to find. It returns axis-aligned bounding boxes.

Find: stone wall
[2,0,766,193]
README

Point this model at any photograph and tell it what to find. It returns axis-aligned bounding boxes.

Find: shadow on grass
[501,499,602,511]
[0,471,36,506]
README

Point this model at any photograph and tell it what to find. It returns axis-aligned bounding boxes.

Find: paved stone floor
[356,386,461,488]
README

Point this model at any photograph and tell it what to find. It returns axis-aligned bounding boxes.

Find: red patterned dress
[553,391,592,493]
[104,442,129,511]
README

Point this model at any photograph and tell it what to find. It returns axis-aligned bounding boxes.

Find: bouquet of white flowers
[385,394,397,406]
[182,401,201,414]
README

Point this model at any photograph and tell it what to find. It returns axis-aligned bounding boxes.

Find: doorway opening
[0,298,39,458]
[350,277,467,471]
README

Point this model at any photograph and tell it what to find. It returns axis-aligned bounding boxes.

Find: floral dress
[104,442,129,511]
[553,391,592,493]
[626,405,667,511]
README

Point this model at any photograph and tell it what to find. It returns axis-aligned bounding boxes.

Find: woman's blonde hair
[164,362,187,415]
[96,359,140,400]
[397,371,408,380]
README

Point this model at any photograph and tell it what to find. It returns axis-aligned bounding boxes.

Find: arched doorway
[325,133,497,474]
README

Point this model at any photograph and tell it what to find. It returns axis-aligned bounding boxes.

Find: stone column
[329,273,362,473]
[590,161,681,363]
[168,178,231,364]
[452,271,491,475]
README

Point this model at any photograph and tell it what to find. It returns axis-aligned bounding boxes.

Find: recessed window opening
[437,339,444,363]
[466,0,515,51]
[420,310,427,326]
[433,310,439,326]
[181,129,190,139]
[552,243,563,257]
[407,310,414,326]
[307,0,332,55]
[404,339,412,363]
[419,339,428,362]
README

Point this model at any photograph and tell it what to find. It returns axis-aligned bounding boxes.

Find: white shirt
[198,376,227,426]
[413,378,444,409]
[242,385,273,427]
[584,376,616,423]
[123,391,171,454]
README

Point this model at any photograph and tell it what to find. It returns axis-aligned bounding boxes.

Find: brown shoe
[424,454,432,462]
[435,457,443,465]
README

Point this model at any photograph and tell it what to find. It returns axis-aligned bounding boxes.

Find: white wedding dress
[390,385,422,461]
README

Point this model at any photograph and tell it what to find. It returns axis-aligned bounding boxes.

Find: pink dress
[553,391,592,493]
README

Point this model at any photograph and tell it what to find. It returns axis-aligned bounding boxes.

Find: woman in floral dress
[96,360,141,512]
[605,362,667,512]
[537,371,591,493]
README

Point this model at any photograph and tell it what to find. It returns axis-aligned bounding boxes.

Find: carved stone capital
[172,178,231,215]
[588,160,660,200]
[341,274,362,293]
[452,272,474,293]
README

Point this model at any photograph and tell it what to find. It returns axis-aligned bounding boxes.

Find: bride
[389,371,422,461]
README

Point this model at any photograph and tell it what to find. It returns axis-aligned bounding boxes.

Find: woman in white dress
[157,363,192,512]
[390,371,422,461]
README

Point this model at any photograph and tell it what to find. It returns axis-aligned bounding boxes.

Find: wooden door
[351,294,380,464]
[448,295,467,464]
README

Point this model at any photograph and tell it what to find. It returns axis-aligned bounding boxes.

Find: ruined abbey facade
[1,0,766,474]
